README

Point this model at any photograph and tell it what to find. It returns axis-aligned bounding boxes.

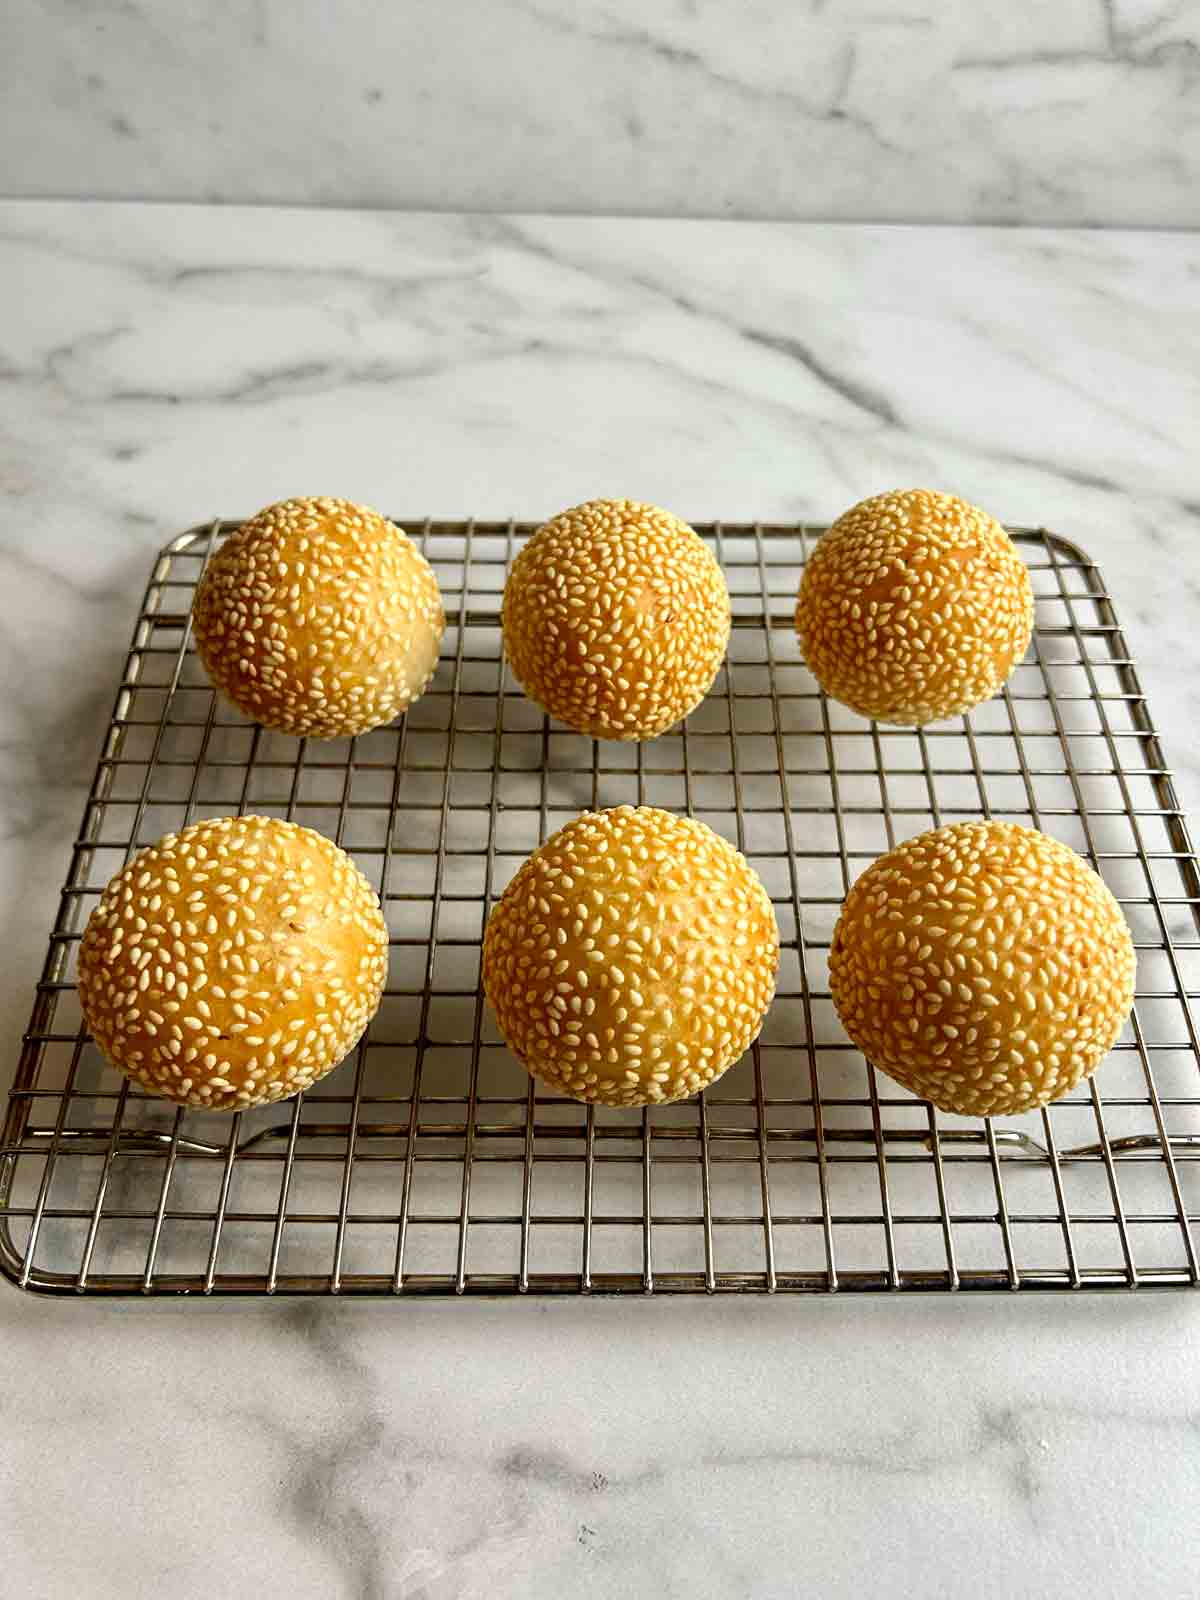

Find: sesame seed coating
[828,820,1136,1117]
[481,805,779,1107]
[502,499,731,741]
[77,815,389,1111]
[193,496,444,739]
[796,489,1034,725]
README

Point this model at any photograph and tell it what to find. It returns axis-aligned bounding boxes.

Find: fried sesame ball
[77,815,389,1110]
[828,821,1136,1118]
[482,806,779,1107]
[501,499,731,740]
[796,489,1034,725]
[193,496,444,738]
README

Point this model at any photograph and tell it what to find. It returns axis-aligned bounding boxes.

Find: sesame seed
[501,499,730,741]
[192,497,445,739]
[828,819,1135,1118]
[796,489,1034,726]
[76,813,389,1113]
[481,806,778,1109]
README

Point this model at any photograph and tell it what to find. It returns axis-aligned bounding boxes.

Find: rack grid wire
[2,519,1199,1297]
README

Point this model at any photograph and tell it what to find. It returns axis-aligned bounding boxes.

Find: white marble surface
[3,1,1200,225]
[1,201,1199,1598]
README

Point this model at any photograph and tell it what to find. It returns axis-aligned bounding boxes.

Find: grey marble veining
[2,1,1199,224]
[1,202,1199,1598]
[3,1291,1200,1598]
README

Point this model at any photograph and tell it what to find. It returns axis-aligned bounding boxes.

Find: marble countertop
[5,2,1200,225]
[2,201,1199,1599]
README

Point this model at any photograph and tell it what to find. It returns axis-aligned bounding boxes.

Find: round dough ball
[502,499,730,740]
[796,488,1033,725]
[193,496,444,738]
[482,805,779,1107]
[77,815,388,1110]
[828,820,1135,1117]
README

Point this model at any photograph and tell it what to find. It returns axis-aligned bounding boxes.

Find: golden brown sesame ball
[796,489,1033,725]
[482,806,779,1107]
[77,815,388,1110]
[193,496,444,738]
[502,499,730,740]
[828,821,1136,1118]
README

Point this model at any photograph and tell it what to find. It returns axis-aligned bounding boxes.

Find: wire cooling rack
[3,520,1198,1297]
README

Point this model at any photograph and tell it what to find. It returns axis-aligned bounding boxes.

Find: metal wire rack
[3,519,1198,1297]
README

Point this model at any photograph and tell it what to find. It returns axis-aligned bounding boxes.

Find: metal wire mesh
[2,519,1198,1297]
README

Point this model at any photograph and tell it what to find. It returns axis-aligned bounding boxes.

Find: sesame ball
[193,496,444,738]
[77,816,389,1110]
[482,806,779,1107]
[828,821,1136,1118]
[796,489,1034,725]
[502,499,730,740]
